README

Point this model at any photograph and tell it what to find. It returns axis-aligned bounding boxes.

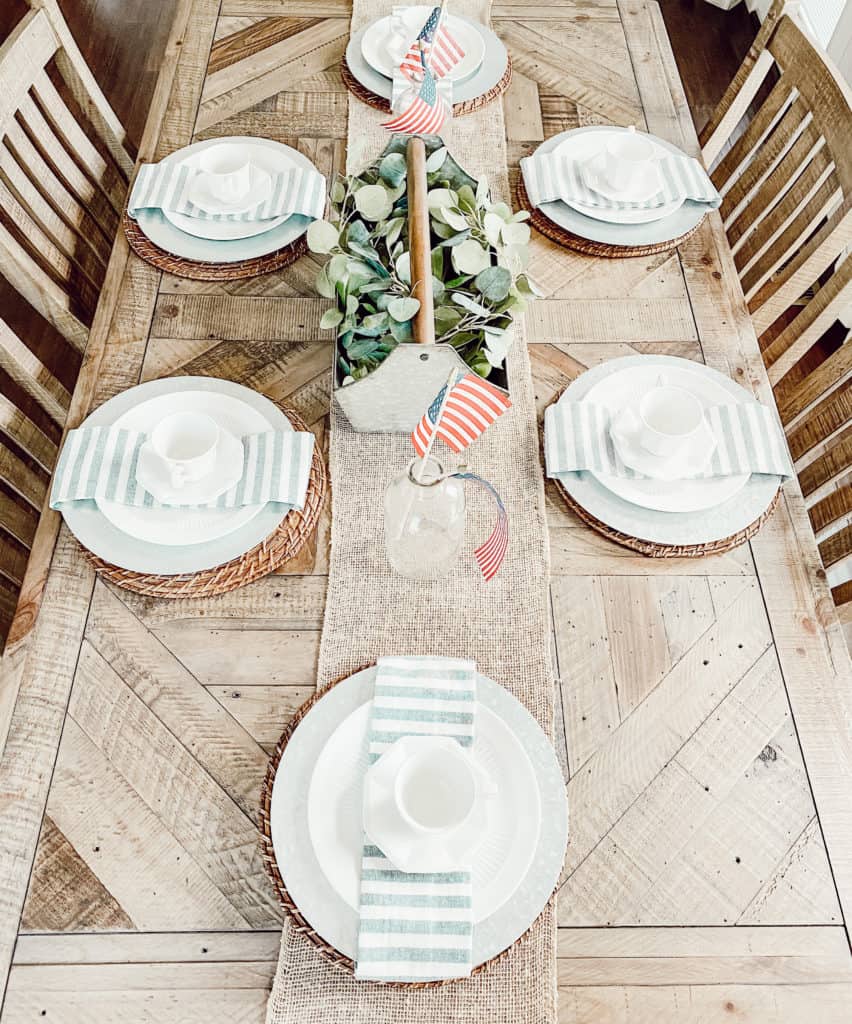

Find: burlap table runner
[265,2,558,1020]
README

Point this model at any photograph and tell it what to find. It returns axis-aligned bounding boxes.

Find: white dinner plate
[97,391,270,546]
[361,8,485,83]
[554,128,682,225]
[62,377,294,575]
[269,667,568,966]
[582,361,750,514]
[307,700,541,924]
[163,141,290,241]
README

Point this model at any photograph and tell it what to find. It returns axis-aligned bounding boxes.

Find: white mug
[149,411,219,490]
[386,10,412,65]
[392,736,495,834]
[198,148,252,204]
[636,384,703,458]
[604,129,656,193]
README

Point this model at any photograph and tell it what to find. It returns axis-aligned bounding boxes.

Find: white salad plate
[582,361,749,514]
[553,355,781,546]
[136,138,315,263]
[555,128,681,225]
[164,141,289,241]
[100,391,264,547]
[269,666,568,966]
[62,376,294,574]
[307,698,541,923]
[361,8,485,83]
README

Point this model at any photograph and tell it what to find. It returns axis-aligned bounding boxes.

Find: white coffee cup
[198,148,252,204]
[149,411,219,490]
[636,384,703,458]
[604,129,656,193]
[392,736,494,834]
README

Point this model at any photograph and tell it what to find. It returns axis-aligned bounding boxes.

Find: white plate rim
[61,377,295,575]
[582,361,750,513]
[360,9,485,82]
[306,698,542,923]
[270,667,568,966]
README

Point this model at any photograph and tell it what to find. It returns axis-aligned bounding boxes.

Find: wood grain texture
[1,1,851,1021]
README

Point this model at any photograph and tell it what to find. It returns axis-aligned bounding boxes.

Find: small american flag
[382,61,449,135]
[412,372,512,457]
[452,472,509,581]
[399,5,466,82]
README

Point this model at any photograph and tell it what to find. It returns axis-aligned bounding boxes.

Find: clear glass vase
[383,457,466,579]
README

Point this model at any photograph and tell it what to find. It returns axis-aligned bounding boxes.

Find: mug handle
[168,463,187,489]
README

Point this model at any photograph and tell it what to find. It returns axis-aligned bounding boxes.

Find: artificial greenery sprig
[307,139,535,384]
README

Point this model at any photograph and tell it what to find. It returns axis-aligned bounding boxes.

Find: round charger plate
[130,137,315,264]
[343,16,510,114]
[307,699,541,923]
[98,390,273,546]
[260,666,568,978]
[519,127,708,254]
[582,361,750,514]
[63,376,295,575]
[361,8,485,82]
[553,355,781,552]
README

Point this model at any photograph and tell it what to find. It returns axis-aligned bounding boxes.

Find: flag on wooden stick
[412,372,512,457]
[382,60,449,135]
[399,5,466,82]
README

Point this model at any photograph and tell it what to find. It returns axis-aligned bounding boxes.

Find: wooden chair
[702,11,852,633]
[0,4,132,650]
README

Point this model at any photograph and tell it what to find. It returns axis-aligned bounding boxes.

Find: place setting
[343,1,511,117]
[518,124,721,257]
[123,136,327,280]
[260,655,568,982]
[544,354,792,556]
[49,376,326,597]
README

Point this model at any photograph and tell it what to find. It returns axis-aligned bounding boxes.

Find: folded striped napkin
[355,655,477,983]
[128,162,326,222]
[520,147,720,211]
[544,401,792,479]
[49,425,314,510]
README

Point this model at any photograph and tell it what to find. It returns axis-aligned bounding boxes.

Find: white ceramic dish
[307,699,541,922]
[580,151,663,205]
[345,17,507,106]
[553,355,781,545]
[361,8,484,82]
[554,129,681,225]
[99,391,267,547]
[610,403,716,481]
[271,667,568,966]
[62,377,293,574]
[163,141,291,241]
[188,160,272,216]
[135,138,314,262]
[582,362,749,514]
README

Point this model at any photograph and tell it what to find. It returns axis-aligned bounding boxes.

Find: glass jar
[383,457,466,578]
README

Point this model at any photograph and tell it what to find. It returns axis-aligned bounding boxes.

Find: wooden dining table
[1,0,851,1020]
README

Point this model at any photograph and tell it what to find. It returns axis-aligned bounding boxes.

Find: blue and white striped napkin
[355,655,477,982]
[49,425,315,510]
[544,401,792,480]
[128,162,326,222]
[521,148,720,211]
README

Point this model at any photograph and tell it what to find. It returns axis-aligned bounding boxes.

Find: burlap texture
[265,2,558,1020]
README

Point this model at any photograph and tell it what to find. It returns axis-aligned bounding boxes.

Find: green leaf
[347,337,381,359]
[452,292,490,317]
[345,294,359,316]
[346,219,370,246]
[475,265,512,303]
[378,152,406,187]
[387,296,420,322]
[354,183,393,221]
[383,217,405,247]
[442,208,469,231]
[357,312,389,335]
[440,228,471,248]
[457,184,476,212]
[326,252,349,285]
[307,219,339,254]
[430,219,456,240]
[501,221,531,246]
[451,239,491,276]
[315,266,334,299]
[431,276,445,302]
[431,247,444,278]
[389,317,413,343]
[331,180,346,205]
[475,176,490,206]
[395,251,410,284]
[434,304,463,332]
[427,188,458,212]
[320,307,344,330]
[425,146,448,172]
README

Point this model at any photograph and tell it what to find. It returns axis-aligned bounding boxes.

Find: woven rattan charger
[123,211,309,282]
[516,177,702,258]
[259,663,547,986]
[340,55,512,117]
[84,406,326,597]
[552,475,780,558]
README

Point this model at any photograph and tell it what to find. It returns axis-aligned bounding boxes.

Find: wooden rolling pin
[406,136,436,344]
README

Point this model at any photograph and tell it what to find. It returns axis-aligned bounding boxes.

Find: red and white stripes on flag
[399,6,466,82]
[412,373,512,457]
[452,471,509,582]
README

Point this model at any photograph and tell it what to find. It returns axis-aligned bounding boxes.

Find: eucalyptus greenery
[307,137,534,384]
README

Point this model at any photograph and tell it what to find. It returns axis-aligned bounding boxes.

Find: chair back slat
[819,522,852,569]
[0,319,71,426]
[799,428,852,498]
[0,8,57,132]
[788,388,851,462]
[0,390,58,475]
[0,487,38,549]
[809,484,852,536]
[0,436,48,510]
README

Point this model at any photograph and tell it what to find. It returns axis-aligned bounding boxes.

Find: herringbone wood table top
[1,1,851,1021]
